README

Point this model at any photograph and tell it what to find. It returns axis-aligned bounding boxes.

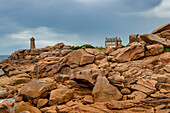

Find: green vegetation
[71,44,95,50]
[71,44,105,50]
[163,47,170,53]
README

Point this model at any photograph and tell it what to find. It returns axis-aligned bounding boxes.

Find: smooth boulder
[66,50,95,68]
[15,101,41,113]
[115,44,145,62]
[49,88,74,105]
[19,80,48,99]
[140,34,170,47]
[92,76,122,102]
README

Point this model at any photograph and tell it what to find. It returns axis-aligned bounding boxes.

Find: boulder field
[0,23,169,113]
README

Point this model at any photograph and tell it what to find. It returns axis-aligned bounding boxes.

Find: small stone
[150,91,166,98]
[121,88,131,95]
[49,88,74,105]
[129,91,147,100]
[122,95,128,101]
[15,101,41,113]
[155,109,170,113]
[37,99,48,108]
[0,103,10,113]
[155,104,166,110]
[40,105,58,113]
[83,95,94,104]
[160,89,169,93]
[66,101,82,107]
[146,107,154,113]
[15,96,23,102]
[20,111,30,113]
[131,84,155,95]
[166,103,170,108]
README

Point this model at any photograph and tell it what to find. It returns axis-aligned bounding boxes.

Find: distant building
[30,37,36,49]
[105,37,122,48]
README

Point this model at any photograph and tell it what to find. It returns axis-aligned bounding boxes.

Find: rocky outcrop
[131,79,157,95]
[115,43,145,62]
[70,68,101,86]
[145,44,164,56]
[19,80,49,99]
[0,24,169,113]
[2,64,23,77]
[151,23,170,34]
[129,34,145,44]
[0,103,10,113]
[34,60,62,78]
[92,76,122,102]
[15,101,41,113]
[66,50,95,68]
[49,88,74,105]
[141,34,170,47]
[106,97,170,110]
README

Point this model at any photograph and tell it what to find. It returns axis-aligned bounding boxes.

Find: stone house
[105,37,122,48]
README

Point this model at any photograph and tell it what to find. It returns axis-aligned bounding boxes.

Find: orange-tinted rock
[129,34,144,44]
[49,88,74,105]
[0,103,10,113]
[115,44,145,62]
[19,80,48,99]
[121,88,131,95]
[151,23,170,34]
[140,34,170,47]
[67,50,95,68]
[145,44,164,56]
[15,101,41,113]
[37,99,48,108]
[83,95,94,104]
[92,76,122,102]
[40,105,58,113]
[129,91,147,100]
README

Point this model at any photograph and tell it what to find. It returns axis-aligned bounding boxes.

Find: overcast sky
[0,0,170,55]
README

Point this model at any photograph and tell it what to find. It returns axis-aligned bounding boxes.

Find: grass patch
[71,44,95,50]
[71,44,105,50]
[163,47,170,53]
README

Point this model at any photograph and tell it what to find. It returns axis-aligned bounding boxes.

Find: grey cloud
[0,0,169,55]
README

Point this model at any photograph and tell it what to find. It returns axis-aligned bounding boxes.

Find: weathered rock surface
[2,64,23,77]
[83,95,94,104]
[129,34,144,44]
[37,99,48,108]
[151,23,170,34]
[92,76,122,102]
[115,43,145,62]
[66,50,95,68]
[0,23,170,113]
[131,78,157,95]
[70,68,101,86]
[106,97,170,110]
[121,88,131,95]
[15,101,41,113]
[145,44,164,56]
[141,34,170,47]
[0,103,10,113]
[19,80,49,99]
[128,91,147,100]
[49,88,74,105]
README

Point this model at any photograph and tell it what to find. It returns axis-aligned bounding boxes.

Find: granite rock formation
[0,23,169,113]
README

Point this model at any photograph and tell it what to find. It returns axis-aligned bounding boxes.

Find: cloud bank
[0,0,169,55]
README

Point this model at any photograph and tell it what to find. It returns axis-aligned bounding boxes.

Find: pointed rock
[92,76,122,102]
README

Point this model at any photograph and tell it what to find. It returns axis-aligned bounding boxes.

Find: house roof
[105,37,122,42]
